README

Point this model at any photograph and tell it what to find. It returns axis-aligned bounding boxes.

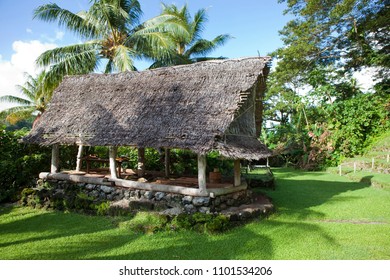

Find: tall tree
[150,3,231,68]
[34,0,185,84]
[273,0,389,87]
[263,0,389,167]
[0,71,54,126]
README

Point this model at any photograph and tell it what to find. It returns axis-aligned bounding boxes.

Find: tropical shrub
[0,127,50,202]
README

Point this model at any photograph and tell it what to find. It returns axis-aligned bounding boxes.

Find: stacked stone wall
[46,179,252,214]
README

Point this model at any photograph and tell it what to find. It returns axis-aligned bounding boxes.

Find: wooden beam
[164,148,170,177]
[75,145,84,172]
[51,144,60,173]
[234,159,241,187]
[39,172,248,197]
[109,146,118,179]
[197,154,207,194]
[137,147,145,177]
[40,172,113,186]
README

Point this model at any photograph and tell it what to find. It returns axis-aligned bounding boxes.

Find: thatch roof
[23,57,272,160]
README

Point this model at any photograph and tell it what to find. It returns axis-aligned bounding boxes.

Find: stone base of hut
[37,172,274,217]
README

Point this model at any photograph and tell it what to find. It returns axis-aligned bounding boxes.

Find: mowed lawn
[1,168,389,260]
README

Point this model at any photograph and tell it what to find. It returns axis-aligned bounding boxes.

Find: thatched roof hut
[23,57,271,160]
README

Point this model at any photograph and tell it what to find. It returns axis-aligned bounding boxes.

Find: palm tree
[0,71,54,127]
[150,3,232,68]
[34,0,185,84]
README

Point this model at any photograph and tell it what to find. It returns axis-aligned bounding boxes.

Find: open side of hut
[22,56,272,198]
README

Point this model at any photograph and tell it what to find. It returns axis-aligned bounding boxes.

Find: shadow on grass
[89,219,337,260]
[0,206,274,259]
[0,207,141,259]
[360,175,373,185]
[0,205,339,260]
[0,204,14,216]
[262,168,370,220]
[91,228,275,260]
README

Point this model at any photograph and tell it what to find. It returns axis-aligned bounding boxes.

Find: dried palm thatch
[23,57,272,160]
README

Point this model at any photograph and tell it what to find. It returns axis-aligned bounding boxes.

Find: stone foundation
[44,179,253,214]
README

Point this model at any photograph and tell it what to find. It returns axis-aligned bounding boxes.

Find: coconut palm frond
[143,14,190,41]
[112,45,136,72]
[34,3,98,39]
[104,59,114,74]
[36,42,100,67]
[186,34,232,57]
[4,108,36,125]
[120,0,142,24]
[45,56,99,87]
[190,8,207,43]
[0,68,55,125]
[0,95,32,106]
[88,0,130,37]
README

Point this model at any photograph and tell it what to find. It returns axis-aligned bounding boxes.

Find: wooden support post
[75,145,84,172]
[372,157,375,170]
[109,146,118,179]
[51,144,60,173]
[234,159,241,187]
[197,154,207,194]
[266,157,269,167]
[387,154,389,163]
[354,162,356,173]
[137,147,145,177]
[339,165,342,176]
[164,148,170,178]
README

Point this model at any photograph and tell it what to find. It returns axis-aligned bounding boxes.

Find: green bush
[171,213,230,233]
[0,127,50,202]
[205,215,230,233]
[126,212,169,234]
[94,201,111,216]
[171,213,195,230]
[74,192,95,210]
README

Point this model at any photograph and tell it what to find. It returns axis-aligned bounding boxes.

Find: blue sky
[0,0,292,110]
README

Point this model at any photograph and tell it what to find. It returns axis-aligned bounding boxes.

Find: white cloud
[0,40,57,111]
[26,28,33,34]
[55,31,65,41]
[41,30,66,43]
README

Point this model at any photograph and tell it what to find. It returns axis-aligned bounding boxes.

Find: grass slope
[1,168,389,260]
[328,131,390,188]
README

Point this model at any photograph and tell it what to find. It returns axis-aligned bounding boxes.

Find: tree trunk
[137,147,145,177]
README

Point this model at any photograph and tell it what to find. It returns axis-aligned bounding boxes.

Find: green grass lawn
[1,168,389,260]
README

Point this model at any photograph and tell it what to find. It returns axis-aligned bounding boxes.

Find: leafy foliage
[170,213,230,233]
[264,91,389,168]
[0,127,86,203]
[275,0,389,78]
[326,93,390,158]
[0,127,50,202]
[264,0,390,168]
